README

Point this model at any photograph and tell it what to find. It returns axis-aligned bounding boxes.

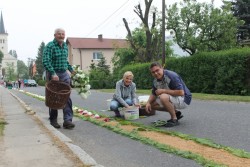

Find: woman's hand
[134,103,141,108]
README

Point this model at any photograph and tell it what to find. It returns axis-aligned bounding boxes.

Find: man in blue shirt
[145,62,192,127]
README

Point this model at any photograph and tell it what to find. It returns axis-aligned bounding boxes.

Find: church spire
[0,11,6,34]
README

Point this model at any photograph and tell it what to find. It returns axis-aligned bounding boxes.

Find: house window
[93,52,102,60]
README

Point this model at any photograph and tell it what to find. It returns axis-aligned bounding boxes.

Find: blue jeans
[110,98,133,113]
[48,71,73,122]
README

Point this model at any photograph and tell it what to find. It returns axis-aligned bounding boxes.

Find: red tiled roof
[66,36,128,49]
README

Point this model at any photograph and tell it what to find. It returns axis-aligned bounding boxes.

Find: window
[93,52,102,60]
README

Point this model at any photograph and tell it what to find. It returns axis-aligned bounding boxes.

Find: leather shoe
[50,121,61,129]
[63,121,75,129]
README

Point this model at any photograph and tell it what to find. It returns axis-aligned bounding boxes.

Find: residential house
[66,34,128,72]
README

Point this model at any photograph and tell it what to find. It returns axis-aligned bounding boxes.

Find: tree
[113,27,174,72]
[96,56,110,75]
[0,50,3,64]
[112,47,135,72]
[123,0,162,62]
[166,0,243,55]
[229,0,250,42]
[17,60,28,78]
[35,42,45,77]
[5,62,16,81]
[89,55,111,89]
[9,50,17,58]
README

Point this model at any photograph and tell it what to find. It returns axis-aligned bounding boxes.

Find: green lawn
[99,89,250,103]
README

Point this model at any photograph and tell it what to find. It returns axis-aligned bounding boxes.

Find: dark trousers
[47,71,73,122]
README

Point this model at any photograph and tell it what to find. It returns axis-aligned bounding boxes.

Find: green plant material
[89,117,225,166]
[0,119,7,136]
[136,127,147,131]
[192,93,250,103]
[19,89,250,163]
[225,147,250,158]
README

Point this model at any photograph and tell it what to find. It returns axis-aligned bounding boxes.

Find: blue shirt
[152,70,192,105]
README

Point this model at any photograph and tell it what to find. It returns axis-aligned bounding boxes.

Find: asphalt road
[10,86,250,167]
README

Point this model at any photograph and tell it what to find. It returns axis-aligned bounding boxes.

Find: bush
[37,80,46,86]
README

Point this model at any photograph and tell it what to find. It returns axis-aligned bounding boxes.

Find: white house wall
[71,48,114,73]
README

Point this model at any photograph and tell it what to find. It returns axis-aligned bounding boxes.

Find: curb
[9,90,104,167]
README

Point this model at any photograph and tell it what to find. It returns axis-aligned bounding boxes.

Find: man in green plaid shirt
[43,28,75,129]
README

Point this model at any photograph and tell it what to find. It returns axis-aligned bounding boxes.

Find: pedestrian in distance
[43,28,76,129]
[145,62,192,127]
[110,71,140,117]
[18,79,21,89]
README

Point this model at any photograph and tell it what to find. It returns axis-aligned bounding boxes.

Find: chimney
[98,34,103,41]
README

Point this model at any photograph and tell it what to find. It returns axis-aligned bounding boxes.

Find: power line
[85,0,131,37]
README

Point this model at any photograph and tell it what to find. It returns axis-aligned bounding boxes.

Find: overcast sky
[1,0,223,64]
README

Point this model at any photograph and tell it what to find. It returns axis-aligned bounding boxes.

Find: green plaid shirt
[43,39,73,75]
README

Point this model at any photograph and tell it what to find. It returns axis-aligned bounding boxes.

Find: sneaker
[50,121,61,129]
[63,121,75,129]
[167,110,183,122]
[165,119,179,127]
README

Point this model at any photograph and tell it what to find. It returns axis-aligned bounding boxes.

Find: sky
[1,0,223,64]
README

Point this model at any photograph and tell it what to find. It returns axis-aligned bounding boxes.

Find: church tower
[0,11,17,79]
[0,11,8,54]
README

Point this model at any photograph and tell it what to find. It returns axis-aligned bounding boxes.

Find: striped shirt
[43,39,73,75]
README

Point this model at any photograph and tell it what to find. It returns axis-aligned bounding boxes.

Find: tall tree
[166,0,243,55]
[123,0,162,62]
[229,0,250,42]
[5,62,16,81]
[96,55,110,75]
[17,60,28,78]
[35,42,45,77]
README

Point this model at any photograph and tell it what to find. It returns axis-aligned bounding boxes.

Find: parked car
[27,79,37,87]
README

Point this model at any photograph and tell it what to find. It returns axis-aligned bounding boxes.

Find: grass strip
[18,89,250,162]
[76,114,226,167]
[0,118,7,136]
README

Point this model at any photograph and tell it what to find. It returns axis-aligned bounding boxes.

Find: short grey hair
[123,71,134,79]
[54,28,65,34]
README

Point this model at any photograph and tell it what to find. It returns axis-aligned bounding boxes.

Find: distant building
[66,34,128,72]
[0,11,17,79]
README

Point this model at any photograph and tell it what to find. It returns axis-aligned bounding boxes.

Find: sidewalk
[0,86,101,167]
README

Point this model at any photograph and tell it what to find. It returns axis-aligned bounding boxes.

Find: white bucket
[120,107,139,120]
[106,99,112,110]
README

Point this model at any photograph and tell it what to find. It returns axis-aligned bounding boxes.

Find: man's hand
[145,103,151,113]
[155,89,165,96]
[51,75,59,81]
[71,70,76,76]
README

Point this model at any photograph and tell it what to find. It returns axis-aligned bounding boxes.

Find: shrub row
[113,47,250,95]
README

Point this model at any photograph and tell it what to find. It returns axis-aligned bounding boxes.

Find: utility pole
[162,0,166,67]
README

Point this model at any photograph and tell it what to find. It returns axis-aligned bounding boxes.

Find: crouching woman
[110,71,139,117]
